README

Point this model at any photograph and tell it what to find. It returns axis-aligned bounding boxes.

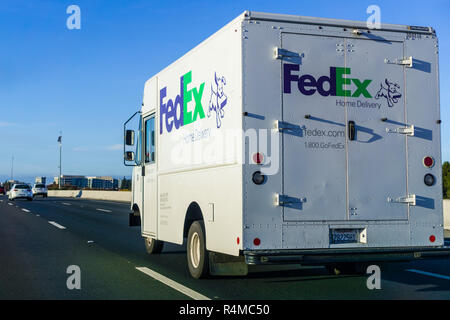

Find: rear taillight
[423,156,434,168]
[252,152,264,165]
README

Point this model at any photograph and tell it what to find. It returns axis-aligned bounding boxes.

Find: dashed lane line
[406,269,450,280]
[48,221,67,230]
[96,208,112,213]
[136,267,210,300]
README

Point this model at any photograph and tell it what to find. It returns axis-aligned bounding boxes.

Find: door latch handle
[348,121,356,141]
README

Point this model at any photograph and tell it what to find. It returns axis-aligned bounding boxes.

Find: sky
[0,0,449,183]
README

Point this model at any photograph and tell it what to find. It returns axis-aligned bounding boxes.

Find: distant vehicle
[32,184,48,198]
[8,184,33,201]
[0,185,5,195]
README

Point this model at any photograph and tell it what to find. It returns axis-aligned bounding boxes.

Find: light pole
[58,133,62,189]
[10,155,14,181]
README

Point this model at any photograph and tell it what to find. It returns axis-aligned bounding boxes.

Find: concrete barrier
[444,200,450,230]
[45,191,450,228]
[48,190,131,203]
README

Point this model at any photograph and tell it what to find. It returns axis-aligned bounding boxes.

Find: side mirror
[125,151,135,162]
[125,130,135,146]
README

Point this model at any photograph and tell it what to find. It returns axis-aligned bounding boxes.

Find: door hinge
[387,194,416,206]
[275,194,307,206]
[386,125,414,136]
[384,56,413,68]
[274,120,298,132]
[273,47,301,60]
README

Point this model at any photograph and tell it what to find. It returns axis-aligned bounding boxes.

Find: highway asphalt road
[1,194,450,300]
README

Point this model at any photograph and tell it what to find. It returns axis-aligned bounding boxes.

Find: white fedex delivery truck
[124,11,449,279]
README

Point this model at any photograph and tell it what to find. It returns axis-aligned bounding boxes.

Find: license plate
[330,229,358,244]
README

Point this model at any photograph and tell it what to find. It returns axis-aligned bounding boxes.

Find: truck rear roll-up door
[279,33,409,222]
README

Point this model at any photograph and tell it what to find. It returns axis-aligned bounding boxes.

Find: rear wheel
[187,220,209,279]
[144,237,164,254]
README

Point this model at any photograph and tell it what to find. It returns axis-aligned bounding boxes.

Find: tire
[27,197,32,201]
[187,220,209,279]
[144,237,164,254]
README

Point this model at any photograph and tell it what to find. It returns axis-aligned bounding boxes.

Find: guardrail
[48,190,131,203]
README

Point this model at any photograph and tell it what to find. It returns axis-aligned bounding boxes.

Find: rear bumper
[244,246,450,265]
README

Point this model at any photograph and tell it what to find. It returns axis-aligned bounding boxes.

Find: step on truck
[124,11,450,279]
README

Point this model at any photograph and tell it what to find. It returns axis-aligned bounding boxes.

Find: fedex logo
[283,64,373,98]
[160,71,205,134]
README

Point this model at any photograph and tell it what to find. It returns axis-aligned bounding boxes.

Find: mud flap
[129,212,141,226]
[209,252,248,276]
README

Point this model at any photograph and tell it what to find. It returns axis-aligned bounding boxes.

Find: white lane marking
[406,269,450,280]
[48,221,66,230]
[136,267,210,300]
[96,208,112,213]
[8,203,13,206]
[62,202,71,206]
[22,209,31,213]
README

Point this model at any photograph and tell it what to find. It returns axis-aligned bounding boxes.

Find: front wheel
[144,237,164,254]
[187,221,209,279]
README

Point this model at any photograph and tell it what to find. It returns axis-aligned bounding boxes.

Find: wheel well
[183,202,203,238]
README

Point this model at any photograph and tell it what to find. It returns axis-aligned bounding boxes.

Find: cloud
[105,144,122,151]
[73,146,89,152]
[0,122,18,127]
[72,145,122,152]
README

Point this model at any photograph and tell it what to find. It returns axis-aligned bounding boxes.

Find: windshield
[35,184,45,188]
[15,185,30,190]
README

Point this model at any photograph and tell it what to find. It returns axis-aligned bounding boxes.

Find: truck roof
[245,11,435,35]
[142,10,435,109]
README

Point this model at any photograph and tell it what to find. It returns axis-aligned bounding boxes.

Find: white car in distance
[32,183,48,198]
[8,184,33,201]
